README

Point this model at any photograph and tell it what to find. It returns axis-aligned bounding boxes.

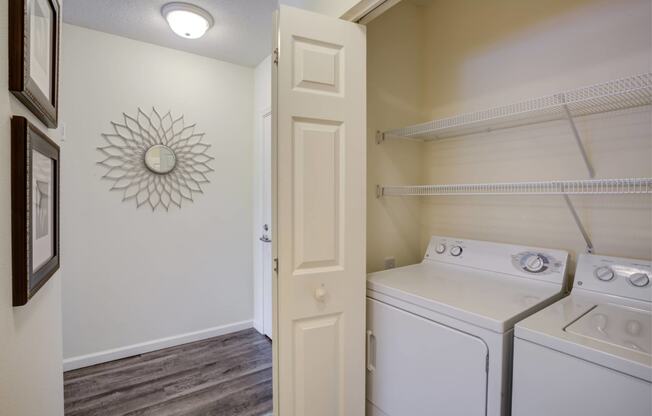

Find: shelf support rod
[562,193,594,254]
[561,100,595,178]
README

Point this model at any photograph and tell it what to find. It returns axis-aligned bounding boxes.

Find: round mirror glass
[144,145,177,174]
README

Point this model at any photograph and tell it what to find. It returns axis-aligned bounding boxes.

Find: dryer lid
[566,303,651,356]
[367,262,564,333]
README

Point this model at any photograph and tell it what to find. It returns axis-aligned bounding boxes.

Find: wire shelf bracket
[377,178,652,253]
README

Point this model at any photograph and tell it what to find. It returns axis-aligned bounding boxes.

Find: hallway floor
[64,329,273,416]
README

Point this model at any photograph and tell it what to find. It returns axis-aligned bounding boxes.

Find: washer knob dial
[524,254,546,273]
[594,266,615,282]
[628,273,650,288]
[450,246,463,257]
[435,243,447,254]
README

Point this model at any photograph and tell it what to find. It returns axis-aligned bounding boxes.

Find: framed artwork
[11,116,60,306]
[9,0,61,128]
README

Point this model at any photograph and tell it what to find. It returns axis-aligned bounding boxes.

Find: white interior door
[262,110,273,338]
[273,5,366,415]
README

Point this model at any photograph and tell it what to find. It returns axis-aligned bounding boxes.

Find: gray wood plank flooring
[64,329,272,416]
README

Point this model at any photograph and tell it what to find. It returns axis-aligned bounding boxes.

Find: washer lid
[566,304,651,355]
[367,262,564,333]
[515,293,652,381]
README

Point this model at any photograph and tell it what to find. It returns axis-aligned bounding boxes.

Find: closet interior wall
[367,0,652,273]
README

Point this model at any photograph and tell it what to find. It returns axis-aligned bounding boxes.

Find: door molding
[340,0,400,24]
[253,106,272,335]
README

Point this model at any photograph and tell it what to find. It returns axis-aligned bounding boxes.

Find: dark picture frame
[9,0,61,128]
[12,116,60,306]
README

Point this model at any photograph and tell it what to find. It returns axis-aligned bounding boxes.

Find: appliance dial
[450,246,463,257]
[628,272,650,288]
[523,254,546,273]
[594,266,615,282]
[435,243,446,254]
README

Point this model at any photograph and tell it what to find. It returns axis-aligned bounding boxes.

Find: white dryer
[512,254,652,416]
[366,236,570,416]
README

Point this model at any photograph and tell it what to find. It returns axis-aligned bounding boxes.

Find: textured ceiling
[62,0,278,67]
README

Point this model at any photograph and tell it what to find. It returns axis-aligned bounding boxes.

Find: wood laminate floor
[64,329,273,416]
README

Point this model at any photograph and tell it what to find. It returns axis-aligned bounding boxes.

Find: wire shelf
[381,73,652,141]
[379,178,652,197]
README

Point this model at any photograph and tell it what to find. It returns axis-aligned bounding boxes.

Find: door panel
[274,5,366,415]
[367,298,488,416]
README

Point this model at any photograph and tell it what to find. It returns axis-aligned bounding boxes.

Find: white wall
[0,0,65,414]
[367,0,652,271]
[252,55,272,333]
[60,24,255,368]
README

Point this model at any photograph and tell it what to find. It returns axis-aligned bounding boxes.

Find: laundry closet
[366,0,651,272]
[361,0,651,415]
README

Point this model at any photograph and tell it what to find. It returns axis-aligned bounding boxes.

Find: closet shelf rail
[377,178,652,198]
[378,73,652,143]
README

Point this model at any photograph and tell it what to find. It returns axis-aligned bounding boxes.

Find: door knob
[314,286,327,301]
[259,235,272,243]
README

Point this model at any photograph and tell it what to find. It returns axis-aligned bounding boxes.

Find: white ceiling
[62,0,278,67]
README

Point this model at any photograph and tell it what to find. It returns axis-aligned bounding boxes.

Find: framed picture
[9,0,60,128]
[11,116,60,306]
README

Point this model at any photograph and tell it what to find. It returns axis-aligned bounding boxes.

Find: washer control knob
[594,266,615,282]
[450,246,463,257]
[435,243,447,254]
[524,254,546,273]
[629,273,650,288]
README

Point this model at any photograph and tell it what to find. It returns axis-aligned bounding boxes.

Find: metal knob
[450,246,463,257]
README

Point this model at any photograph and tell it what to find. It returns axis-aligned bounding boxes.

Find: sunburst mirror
[98,107,214,211]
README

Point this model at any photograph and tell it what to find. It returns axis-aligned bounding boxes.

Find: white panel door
[366,299,488,416]
[273,5,366,416]
[262,110,273,338]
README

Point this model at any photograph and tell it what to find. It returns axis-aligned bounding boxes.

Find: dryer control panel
[424,236,569,286]
[575,254,652,302]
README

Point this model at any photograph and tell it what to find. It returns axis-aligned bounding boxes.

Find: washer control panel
[424,236,569,285]
[575,254,652,302]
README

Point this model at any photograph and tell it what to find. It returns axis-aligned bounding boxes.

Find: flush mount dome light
[162,2,214,39]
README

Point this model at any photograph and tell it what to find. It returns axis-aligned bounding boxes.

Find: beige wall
[0,0,65,414]
[367,0,652,271]
[367,1,427,272]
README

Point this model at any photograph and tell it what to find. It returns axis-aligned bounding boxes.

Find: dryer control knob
[524,254,546,273]
[594,266,615,282]
[435,243,447,254]
[450,246,463,257]
[628,273,650,288]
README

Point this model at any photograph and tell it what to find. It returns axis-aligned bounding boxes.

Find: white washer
[366,236,570,416]
[512,254,652,416]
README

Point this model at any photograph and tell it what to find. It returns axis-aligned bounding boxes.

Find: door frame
[253,106,272,335]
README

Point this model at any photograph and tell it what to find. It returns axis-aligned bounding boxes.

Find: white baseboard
[63,320,253,372]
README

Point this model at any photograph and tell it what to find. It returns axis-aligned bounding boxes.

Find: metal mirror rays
[98,107,214,211]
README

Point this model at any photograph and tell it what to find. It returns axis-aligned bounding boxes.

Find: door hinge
[273,48,279,66]
[274,258,278,273]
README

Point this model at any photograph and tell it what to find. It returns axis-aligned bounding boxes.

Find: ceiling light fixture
[161,2,214,39]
